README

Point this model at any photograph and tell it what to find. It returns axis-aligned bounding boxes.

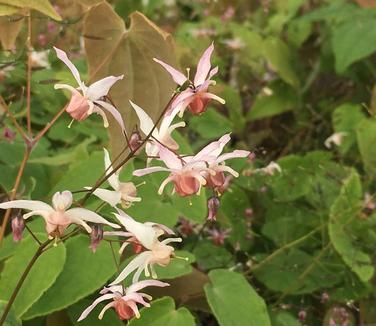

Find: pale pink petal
[200,92,225,104]
[100,285,123,295]
[53,47,83,89]
[216,150,250,163]
[130,101,155,136]
[86,75,124,100]
[157,175,174,195]
[88,187,121,207]
[161,237,182,245]
[127,301,141,318]
[153,58,187,86]
[215,164,239,177]
[194,42,214,86]
[208,66,219,79]
[109,251,152,285]
[77,293,116,321]
[66,208,120,229]
[52,191,73,211]
[98,302,116,320]
[145,222,175,235]
[194,133,231,161]
[158,144,182,170]
[103,148,120,190]
[0,200,53,212]
[126,280,169,294]
[122,293,150,307]
[167,90,194,116]
[103,231,133,237]
[133,166,171,177]
[95,100,125,132]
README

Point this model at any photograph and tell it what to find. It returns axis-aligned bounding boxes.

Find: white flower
[324,132,347,149]
[53,47,125,131]
[256,161,282,176]
[109,210,182,285]
[0,191,120,237]
[130,101,185,164]
[86,149,141,208]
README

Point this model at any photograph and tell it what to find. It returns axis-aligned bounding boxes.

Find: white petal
[126,280,169,294]
[95,100,125,132]
[133,166,171,177]
[53,47,83,89]
[98,302,116,320]
[52,191,73,211]
[0,200,54,212]
[86,75,124,100]
[158,145,182,170]
[103,148,120,190]
[88,187,121,208]
[109,251,152,285]
[216,150,250,163]
[77,293,116,321]
[66,208,120,229]
[130,101,155,136]
[194,42,214,86]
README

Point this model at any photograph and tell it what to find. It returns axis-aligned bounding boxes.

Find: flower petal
[103,148,120,190]
[194,42,214,86]
[0,200,54,212]
[153,58,187,86]
[86,75,124,100]
[53,47,83,89]
[77,293,116,321]
[52,191,73,211]
[130,101,155,136]
[95,100,125,132]
[87,187,121,208]
[98,302,116,320]
[66,208,120,229]
[158,144,182,170]
[109,251,152,285]
[133,166,171,177]
[216,149,250,163]
[126,280,169,294]
[194,133,231,161]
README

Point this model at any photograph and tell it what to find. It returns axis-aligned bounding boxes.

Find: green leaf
[270,311,300,326]
[356,118,376,178]
[0,234,66,317]
[128,297,195,326]
[205,270,271,326]
[0,300,21,326]
[23,235,118,319]
[329,169,374,282]
[0,0,61,20]
[193,241,233,270]
[83,5,176,158]
[247,81,299,121]
[332,13,376,72]
[263,38,300,88]
[0,4,19,16]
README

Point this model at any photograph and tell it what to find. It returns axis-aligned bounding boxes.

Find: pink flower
[0,191,120,238]
[11,213,24,242]
[86,149,141,208]
[77,280,169,321]
[108,210,181,285]
[53,47,125,131]
[207,196,220,221]
[207,228,231,246]
[3,127,16,143]
[130,101,185,163]
[154,43,225,117]
[89,224,104,253]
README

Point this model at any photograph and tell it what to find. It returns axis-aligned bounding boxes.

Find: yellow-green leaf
[0,0,61,21]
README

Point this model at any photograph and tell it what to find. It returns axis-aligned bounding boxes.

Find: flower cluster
[0,43,249,322]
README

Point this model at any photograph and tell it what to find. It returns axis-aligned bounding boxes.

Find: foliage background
[0,0,376,325]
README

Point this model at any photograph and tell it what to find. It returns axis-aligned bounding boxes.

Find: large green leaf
[0,0,61,20]
[23,235,118,319]
[204,269,271,326]
[83,4,176,158]
[329,169,374,282]
[128,297,195,326]
[0,300,21,326]
[0,234,66,317]
[356,119,376,178]
[332,12,376,72]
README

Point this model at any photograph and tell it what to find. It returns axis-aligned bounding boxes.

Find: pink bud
[11,214,25,242]
[298,310,306,324]
[89,225,103,253]
[244,208,253,218]
[247,152,256,163]
[3,127,16,143]
[207,196,220,221]
[47,21,57,33]
[129,131,142,152]
[37,34,48,47]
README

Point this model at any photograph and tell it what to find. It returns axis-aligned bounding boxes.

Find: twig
[26,11,32,135]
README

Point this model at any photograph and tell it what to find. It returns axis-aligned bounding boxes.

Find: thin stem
[25,224,41,245]
[0,96,29,143]
[0,239,52,324]
[0,148,30,245]
[109,241,120,273]
[26,11,32,135]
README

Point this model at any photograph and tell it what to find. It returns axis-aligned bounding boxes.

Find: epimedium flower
[53,47,125,131]
[78,280,169,321]
[324,132,347,149]
[0,191,120,238]
[108,210,182,285]
[86,148,141,208]
[130,101,185,163]
[154,43,225,117]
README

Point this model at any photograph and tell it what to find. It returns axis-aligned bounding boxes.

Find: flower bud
[129,131,142,152]
[298,310,306,324]
[244,208,253,219]
[37,34,48,47]
[321,292,329,303]
[247,152,256,163]
[3,127,16,143]
[11,214,25,242]
[207,196,220,221]
[89,225,104,253]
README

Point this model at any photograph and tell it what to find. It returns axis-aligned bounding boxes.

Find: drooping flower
[108,210,181,285]
[130,101,185,162]
[86,149,141,208]
[0,191,120,238]
[53,47,125,131]
[154,43,225,117]
[77,280,169,321]
[11,213,24,242]
[324,132,347,149]
[207,196,220,221]
[89,224,104,253]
